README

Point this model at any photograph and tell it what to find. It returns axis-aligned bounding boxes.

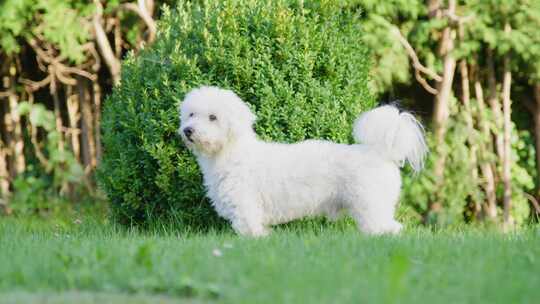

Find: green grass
[0,215,539,304]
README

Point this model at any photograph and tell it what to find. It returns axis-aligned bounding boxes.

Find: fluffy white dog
[178,86,427,236]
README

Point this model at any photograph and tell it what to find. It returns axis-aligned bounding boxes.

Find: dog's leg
[231,217,269,237]
[325,207,344,222]
[347,187,403,235]
[350,208,402,235]
[229,197,270,237]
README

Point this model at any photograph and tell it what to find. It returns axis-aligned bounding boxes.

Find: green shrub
[99,0,374,228]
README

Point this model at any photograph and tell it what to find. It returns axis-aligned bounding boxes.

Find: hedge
[98,0,374,228]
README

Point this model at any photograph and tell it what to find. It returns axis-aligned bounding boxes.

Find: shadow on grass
[1,291,209,304]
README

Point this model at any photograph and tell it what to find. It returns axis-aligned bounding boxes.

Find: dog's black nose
[183,127,194,138]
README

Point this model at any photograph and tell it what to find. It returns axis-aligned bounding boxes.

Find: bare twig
[28,37,97,86]
[93,0,121,85]
[389,27,442,82]
[414,69,439,95]
[122,0,157,43]
[54,66,77,86]
[523,192,540,215]
[19,75,51,92]
[0,91,13,98]
[29,123,50,169]
[389,26,442,94]
[61,66,97,81]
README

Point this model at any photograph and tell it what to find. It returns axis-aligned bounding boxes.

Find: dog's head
[178,86,256,156]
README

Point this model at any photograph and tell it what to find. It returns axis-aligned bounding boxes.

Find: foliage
[35,0,93,63]
[0,0,95,62]
[0,0,153,60]
[11,102,84,214]
[357,0,540,226]
[0,0,161,214]
[351,0,426,95]
[357,0,540,92]
[0,1,31,54]
[3,0,540,229]
[401,102,534,226]
[99,0,374,227]
[401,111,480,226]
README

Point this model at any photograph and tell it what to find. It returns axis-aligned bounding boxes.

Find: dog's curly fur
[179,86,427,236]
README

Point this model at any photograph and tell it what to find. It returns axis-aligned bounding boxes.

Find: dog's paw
[232,220,270,238]
[360,220,403,236]
[250,226,271,238]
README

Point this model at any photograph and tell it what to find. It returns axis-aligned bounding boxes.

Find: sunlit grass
[0,215,539,304]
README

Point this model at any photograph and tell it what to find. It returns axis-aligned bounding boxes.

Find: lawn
[0,214,539,304]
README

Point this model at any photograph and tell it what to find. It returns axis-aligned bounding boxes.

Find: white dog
[178,86,427,236]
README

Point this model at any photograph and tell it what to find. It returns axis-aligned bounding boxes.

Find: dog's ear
[235,102,256,127]
[226,91,256,134]
[229,103,256,135]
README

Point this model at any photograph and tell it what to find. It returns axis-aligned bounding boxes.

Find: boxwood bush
[99,0,375,228]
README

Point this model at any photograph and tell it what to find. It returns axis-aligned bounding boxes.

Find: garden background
[2,0,539,227]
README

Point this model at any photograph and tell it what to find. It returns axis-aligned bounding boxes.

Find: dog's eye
[209,114,217,121]
[189,113,194,117]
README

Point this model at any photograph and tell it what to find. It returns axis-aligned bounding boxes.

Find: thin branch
[0,91,13,98]
[82,42,101,72]
[390,26,442,82]
[60,65,97,81]
[28,37,96,87]
[389,26,442,94]
[414,69,439,95]
[54,66,77,86]
[19,75,51,92]
[93,0,121,85]
[122,1,157,43]
[29,124,50,169]
[523,192,540,215]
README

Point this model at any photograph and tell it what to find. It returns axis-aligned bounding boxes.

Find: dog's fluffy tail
[353,105,427,172]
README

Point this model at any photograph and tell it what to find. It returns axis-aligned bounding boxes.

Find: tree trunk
[459,59,481,216]
[93,81,102,162]
[474,79,498,219]
[0,141,9,196]
[533,84,540,200]
[1,96,13,173]
[501,24,513,226]
[3,63,25,177]
[487,49,504,162]
[431,0,456,212]
[0,139,11,214]
[77,77,97,173]
[0,87,12,214]
[66,86,81,162]
[52,86,65,152]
